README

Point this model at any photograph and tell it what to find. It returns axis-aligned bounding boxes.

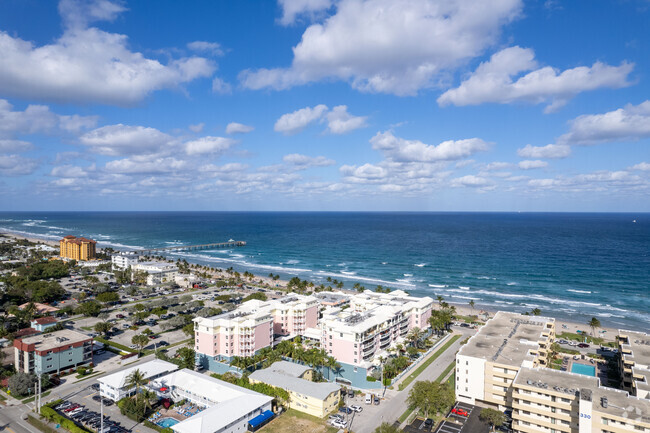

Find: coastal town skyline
[1,0,649,211]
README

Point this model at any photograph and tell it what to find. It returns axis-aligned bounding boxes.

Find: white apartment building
[132,261,178,285]
[148,369,274,433]
[456,311,556,408]
[98,359,179,401]
[512,367,650,433]
[111,252,141,270]
[319,290,434,368]
[617,330,650,399]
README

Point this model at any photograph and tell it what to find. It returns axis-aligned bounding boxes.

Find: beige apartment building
[512,367,650,433]
[457,312,650,433]
[617,330,650,399]
[456,311,556,408]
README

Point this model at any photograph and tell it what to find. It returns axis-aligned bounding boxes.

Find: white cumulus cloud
[438,46,633,112]
[558,100,650,145]
[518,160,548,170]
[187,41,224,56]
[80,124,174,156]
[370,130,489,162]
[226,122,254,134]
[283,153,335,167]
[325,105,368,134]
[517,143,571,159]
[241,0,523,96]
[630,162,650,171]
[278,0,334,25]
[184,136,235,156]
[0,0,214,105]
[274,104,328,135]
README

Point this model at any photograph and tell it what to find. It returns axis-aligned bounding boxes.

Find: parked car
[577,343,590,348]
[331,419,347,429]
[338,407,353,414]
[452,408,469,417]
[424,418,434,428]
[557,339,568,344]
[373,396,380,405]
[349,405,363,413]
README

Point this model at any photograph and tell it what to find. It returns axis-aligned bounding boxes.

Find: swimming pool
[571,363,596,376]
[157,418,180,428]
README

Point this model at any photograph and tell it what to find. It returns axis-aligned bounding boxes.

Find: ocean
[1,212,648,332]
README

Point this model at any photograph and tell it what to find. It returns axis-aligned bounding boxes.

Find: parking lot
[335,390,389,432]
[432,403,489,433]
[64,384,158,433]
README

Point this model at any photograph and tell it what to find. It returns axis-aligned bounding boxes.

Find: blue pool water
[157,418,179,428]
[571,363,596,376]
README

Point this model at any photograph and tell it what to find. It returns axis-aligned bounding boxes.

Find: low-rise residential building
[98,359,179,402]
[249,361,340,418]
[60,235,96,261]
[455,311,556,408]
[148,369,274,433]
[512,367,650,433]
[14,329,93,375]
[132,261,178,285]
[30,317,58,332]
[18,302,59,316]
[617,329,650,399]
[111,252,141,270]
[194,294,318,370]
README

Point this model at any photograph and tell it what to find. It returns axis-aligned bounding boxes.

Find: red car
[452,408,469,417]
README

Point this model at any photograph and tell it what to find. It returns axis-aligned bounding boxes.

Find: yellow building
[59,235,96,261]
[249,361,341,418]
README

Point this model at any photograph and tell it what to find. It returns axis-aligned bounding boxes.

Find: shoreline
[0,230,622,341]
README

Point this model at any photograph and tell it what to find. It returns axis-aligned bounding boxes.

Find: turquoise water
[1,211,648,331]
[157,418,179,428]
[571,363,596,376]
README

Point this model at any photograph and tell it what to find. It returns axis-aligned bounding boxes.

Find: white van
[365,393,372,404]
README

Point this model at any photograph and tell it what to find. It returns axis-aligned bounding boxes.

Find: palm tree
[436,295,444,305]
[468,300,475,313]
[141,389,158,411]
[588,317,601,337]
[126,369,146,397]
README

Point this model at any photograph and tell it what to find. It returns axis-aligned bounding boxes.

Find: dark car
[424,418,434,428]
[338,407,353,414]
[374,396,380,405]
[92,395,102,402]
[348,389,354,398]
[577,343,590,348]
[158,341,169,346]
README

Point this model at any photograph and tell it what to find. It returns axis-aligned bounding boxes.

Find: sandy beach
[1,231,619,343]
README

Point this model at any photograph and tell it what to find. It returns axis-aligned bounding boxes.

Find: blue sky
[0,0,648,211]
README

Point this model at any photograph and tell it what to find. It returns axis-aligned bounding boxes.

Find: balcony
[363,344,375,354]
[362,335,375,344]
[380,332,391,341]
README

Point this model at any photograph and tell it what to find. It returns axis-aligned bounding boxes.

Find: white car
[332,420,347,429]
[350,405,363,413]
[129,344,138,349]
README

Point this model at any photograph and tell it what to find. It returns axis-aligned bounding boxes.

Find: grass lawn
[94,336,135,353]
[557,331,616,347]
[398,334,462,391]
[259,409,337,433]
[22,390,51,403]
[435,361,455,383]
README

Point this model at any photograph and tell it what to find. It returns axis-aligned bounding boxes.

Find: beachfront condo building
[14,329,93,375]
[617,330,650,399]
[194,294,318,369]
[319,290,433,367]
[456,311,556,408]
[511,367,650,433]
[111,251,141,269]
[132,261,178,285]
[59,235,96,261]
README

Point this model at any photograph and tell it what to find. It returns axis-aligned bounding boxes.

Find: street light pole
[100,396,104,433]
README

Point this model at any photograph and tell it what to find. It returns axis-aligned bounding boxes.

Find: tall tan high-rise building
[59,235,96,261]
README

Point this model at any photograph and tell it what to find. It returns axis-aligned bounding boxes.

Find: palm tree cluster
[229,339,341,380]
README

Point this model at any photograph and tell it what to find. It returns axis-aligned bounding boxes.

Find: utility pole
[100,396,104,433]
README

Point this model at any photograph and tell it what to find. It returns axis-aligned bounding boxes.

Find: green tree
[77,300,102,317]
[479,408,507,432]
[126,369,146,396]
[243,292,267,302]
[588,317,601,337]
[131,334,150,353]
[182,322,195,337]
[94,321,113,336]
[177,347,196,370]
[407,381,455,418]
[96,291,119,304]
[8,372,37,396]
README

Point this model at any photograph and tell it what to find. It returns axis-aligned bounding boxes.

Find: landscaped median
[398,334,461,391]
[94,336,135,354]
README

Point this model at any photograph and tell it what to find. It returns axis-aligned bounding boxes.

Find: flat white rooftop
[98,359,178,390]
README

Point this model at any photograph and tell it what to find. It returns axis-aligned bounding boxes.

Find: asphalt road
[352,326,476,433]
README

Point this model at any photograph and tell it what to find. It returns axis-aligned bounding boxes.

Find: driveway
[351,327,475,433]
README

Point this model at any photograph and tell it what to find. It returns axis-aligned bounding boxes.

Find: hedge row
[40,405,93,433]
